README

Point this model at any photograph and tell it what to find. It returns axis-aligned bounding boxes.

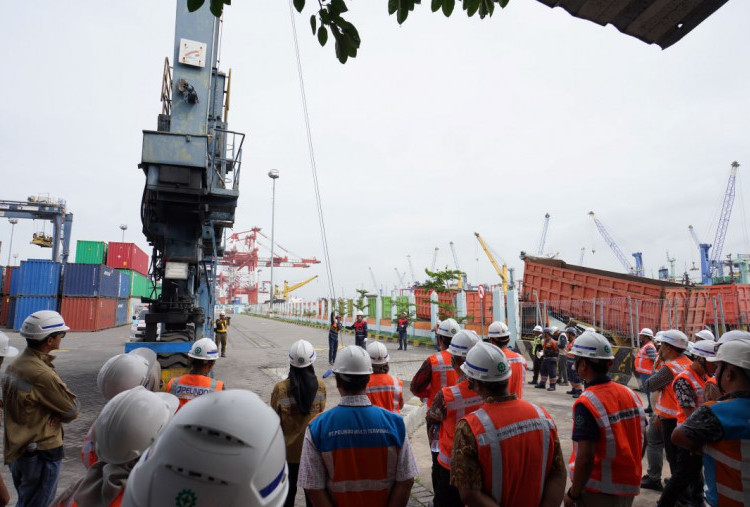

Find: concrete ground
[0,316,664,505]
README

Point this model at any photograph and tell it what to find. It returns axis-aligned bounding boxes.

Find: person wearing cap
[366,341,404,413]
[564,329,584,398]
[396,311,409,351]
[2,311,79,507]
[564,331,647,506]
[642,329,692,490]
[657,339,717,507]
[166,338,225,410]
[529,324,544,385]
[634,327,658,414]
[214,312,230,357]
[345,310,368,348]
[425,330,482,506]
[299,345,418,506]
[271,340,326,507]
[450,342,566,506]
[705,330,750,403]
[410,318,461,495]
[672,337,750,507]
[536,327,560,391]
[487,321,527,398]
[556,328,570,387]
[328,310,343,365]
[0,331,19,506]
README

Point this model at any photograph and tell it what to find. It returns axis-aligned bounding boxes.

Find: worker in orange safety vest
[565,331,647,507]
[166,338,225,410]
[634,327,657,413]
[365,340,404,413]
[487,321,527,398]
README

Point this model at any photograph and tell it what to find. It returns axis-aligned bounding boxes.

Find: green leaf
[318,25,328,46]
[466,0,480,17]
[187,0,205,12]
[310,14,317,35]
[397,2,409,24]
[499,0,509,7]
[442,0,454,16]
[209,0,224,17]
[431,0,442,12]
[335,40,349,64]
[388,0,398,15]
[331,0,348,14]
[293,0,305,13]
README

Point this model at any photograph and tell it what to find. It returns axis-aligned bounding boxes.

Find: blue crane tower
[0,198,73,265]
[588,211,643,276]
[709,161,740,278]
[688,225,712,285]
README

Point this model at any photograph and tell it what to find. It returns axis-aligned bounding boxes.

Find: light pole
[119,224,128,243]
[7,218,18,266]
[268,169,279,314]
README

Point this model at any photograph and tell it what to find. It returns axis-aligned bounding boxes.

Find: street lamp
[7,218,18,266]
[119,224,128,243]
[268,169,279,313]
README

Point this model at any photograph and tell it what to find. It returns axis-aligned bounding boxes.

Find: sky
[1,0,749,302]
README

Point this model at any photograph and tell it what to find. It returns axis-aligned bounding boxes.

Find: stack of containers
[0,267,15,327]
[9,260,61,330]
[60,263,120,331]
[107,242,150,325]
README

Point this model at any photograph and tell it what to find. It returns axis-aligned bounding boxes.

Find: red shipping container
[60,297,117,331]
[106,242,149,276]
[0,296,9,326]
[2,266,16,295]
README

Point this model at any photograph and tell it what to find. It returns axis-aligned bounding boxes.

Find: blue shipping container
[6,297,16,329]
[115,298,129,326]
[12,260,62,297]
[12,296,57,331]
[117,270,131,299]
[63,264,119,298]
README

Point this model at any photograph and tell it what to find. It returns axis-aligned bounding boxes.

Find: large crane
[474,232,508,294]
[537,213,551,256]
[688,225,712,285]
[0,198,73,264]
[449,241,465,289]
[709,161,740,277]
[588,212,643,276]
[431,247,439,271]
[274,275,318,300]
[369,266,380,294]
[394,268,406,287]
[406,254,416,286]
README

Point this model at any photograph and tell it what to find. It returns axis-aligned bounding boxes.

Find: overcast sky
[2,0,749,301]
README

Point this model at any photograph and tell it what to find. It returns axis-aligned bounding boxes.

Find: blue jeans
[638,372,653,410]
[398,330,407,350]
[328,332,338,363]
[10,452,62,507]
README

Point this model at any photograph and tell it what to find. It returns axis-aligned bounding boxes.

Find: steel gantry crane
[537,213,551,256]
[688,225,712,285]
[709,161,740,278]
[449,241,465,289]
[588,212,643,276]
[0,197,73,264]
[474,232,508,294]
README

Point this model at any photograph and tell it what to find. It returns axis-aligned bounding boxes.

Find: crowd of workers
[0,309,748,506]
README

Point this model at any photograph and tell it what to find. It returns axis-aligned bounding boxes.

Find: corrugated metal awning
[536,0,730,49]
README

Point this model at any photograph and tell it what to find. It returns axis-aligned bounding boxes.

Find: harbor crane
[449,241,465,289]
[431,247,439,271]
[537,213,551,256]
[369,266,380,295]
[579,247,585,266]
[0,198,73,264]
[688,225,712,285]
[474,232,508,294]
[274,275,318,300]
[709,161,740,278]
[394,267,406,287]
[588,212,643,276]
[406,255,416,286]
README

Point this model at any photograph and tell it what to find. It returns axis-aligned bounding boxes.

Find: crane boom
[407,255,416,285]
[449,241,464,289]
[588,212,637,275]
[369,267,379,293]
[431,247,439,271]
[710,161,740,277]
[537,213,550,256]
[276,275,318,299]
[579,247,585,265]
[474,232,508,294]
[688,225,713,285]
[394,268,406,287]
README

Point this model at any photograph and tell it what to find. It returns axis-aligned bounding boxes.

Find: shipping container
[6,297,16,329]
[119,270,154,298]
[0,296,10,326]
[2,266,16,294]
[115,299,129,326]
[12,296,58,331]
[414,288,457,320]
[465,290,494,325]
[63,264,120,298]
[75,241,108,264]
[0,269,3,295]
[117,270,131,299]
[12,260,62,297]
[106,242,149,276]
[60,297,117,331]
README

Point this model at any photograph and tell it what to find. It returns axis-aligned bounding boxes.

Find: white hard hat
[585,327,596,333]
[707,338,750,370]
[550,326,559,334]
[188,338,219,361]
[333,345,373,375]
[97,353,152,401]
[366,341,389,365]
[95,386,178,465]
[694,329,715,342]
[448,330,480,358]
[288,340,316,368]
[569,331,615,360]
[123,390,288,507]
[20,310,69,341]
[655,329,689,350]
[356,310,364,317]
[0,331,19,358]
[532,325,543,333]
[461,342,511,382]
[639,328,654,338]
[437,318,460,339]
[129,348,161,391]
[487,321,510,339]
[717,330,750,345]
[691,340,717,359]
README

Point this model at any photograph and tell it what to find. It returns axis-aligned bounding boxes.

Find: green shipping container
[366,295,377,318]
[381,296,392,317]
[121,270,152,298]
[75,241,107,264]
[395,296,410,316]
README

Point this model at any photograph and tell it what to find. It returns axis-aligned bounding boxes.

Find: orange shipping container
[60,297,117,331]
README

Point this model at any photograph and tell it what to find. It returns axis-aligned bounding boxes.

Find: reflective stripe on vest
[277,392,326,407]
[505,350,527,400]
[702,397,750,507]
[568,383,646,496]
[634,343,656,374]
[168,374,223,409]
[366,374,403,413]
[437,381,483,468]
[673,366,706,424]
[427,351,457,407]
[654,355,692,419]
[81,424,98,469]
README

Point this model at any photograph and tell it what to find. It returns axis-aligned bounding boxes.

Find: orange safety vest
[437,380,483,469]
[568,381,646,496]
[80,423,98,469]
[366,373,404,413]
[464,399,557,505]
[503,349,527,400]
[427,350,458,407]
[166,373,225,409]
[673,365,707,424]
[653,355,692,419]
[58,489,124,507]
[634,342,657,374]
